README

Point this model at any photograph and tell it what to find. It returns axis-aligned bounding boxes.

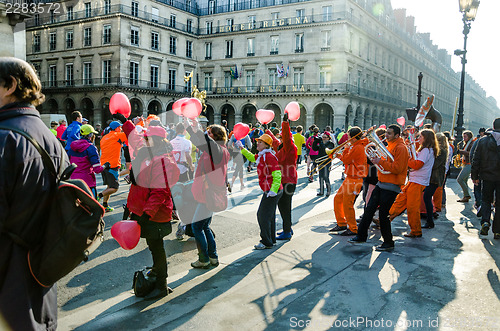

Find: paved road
[57,165,500,330]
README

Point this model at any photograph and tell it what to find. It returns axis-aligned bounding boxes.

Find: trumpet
[365,129,394,175]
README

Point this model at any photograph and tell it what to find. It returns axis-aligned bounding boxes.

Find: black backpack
[0,124,105,287]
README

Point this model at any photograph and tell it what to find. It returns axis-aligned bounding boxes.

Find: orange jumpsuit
[390,156,428,236]
[333,138,368,233]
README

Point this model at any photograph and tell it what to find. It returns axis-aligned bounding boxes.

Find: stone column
[235,112,242,124]
[333,114,346,130]
[160,111,167,124]
[306,113,314,130]
[94,109,102,126]
[214,112,221,125]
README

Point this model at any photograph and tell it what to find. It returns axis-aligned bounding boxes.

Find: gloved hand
[283,112,289,122]
[138,213,150,223]
[235,140,244,149]
[267,191,277,198]
[103,162,111,170]
[113,113,127,124]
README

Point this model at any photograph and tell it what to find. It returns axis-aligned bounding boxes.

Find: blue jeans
[191,203,217,263]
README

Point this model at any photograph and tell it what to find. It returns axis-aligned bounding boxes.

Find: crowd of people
[1,57,500,330]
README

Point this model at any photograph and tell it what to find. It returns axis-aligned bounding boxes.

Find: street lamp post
[454,0,479,144]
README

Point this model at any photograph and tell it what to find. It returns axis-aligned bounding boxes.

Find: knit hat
[144,126,167,139]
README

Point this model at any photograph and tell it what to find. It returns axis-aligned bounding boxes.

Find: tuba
[414,95,443,132]
[365,130,394,175]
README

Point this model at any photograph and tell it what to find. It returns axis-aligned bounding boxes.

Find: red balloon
[182,98,203,119]
[379,124,387,129]
[111,220,140,250]
[172,98,189,116]
[109,93,131,119]
[256,109,275,125]
[396,116,406,127]
[284,102,301,121]
[233,122,250,140]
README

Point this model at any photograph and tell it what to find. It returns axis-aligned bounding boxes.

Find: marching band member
[311,131,335,197]
[350,125,408,251]
[306,126,320,182]
[389,129,438,238]
[442,131,455,207]
[421,133,449,228]
[329,127,368,236]
[456,130,474,203]
[238,134,283,249]
[265,113,298,241]
[362,128,385,209]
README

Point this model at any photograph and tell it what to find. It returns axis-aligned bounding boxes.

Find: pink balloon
[111,220,140,250]
[233,122,250,140]
[396,117,405,127]
[284,102,301,121]
[172,98,189,116]
[379,124,387,129]
[182,98,203,119]
[109,93,131,119]
[256,109,275,125]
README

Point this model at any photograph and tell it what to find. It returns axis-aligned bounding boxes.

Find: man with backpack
[471,118,500,239]
[0,57,66,330]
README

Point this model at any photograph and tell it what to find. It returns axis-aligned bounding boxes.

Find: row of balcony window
[38,78,412,106]
[24,1,448,84]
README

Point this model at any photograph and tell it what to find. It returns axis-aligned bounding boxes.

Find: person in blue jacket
[62,110,83,151]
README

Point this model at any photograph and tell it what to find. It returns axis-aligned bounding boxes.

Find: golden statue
[183,71,207,112]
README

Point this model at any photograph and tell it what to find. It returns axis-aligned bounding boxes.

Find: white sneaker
[176,224,185,240]
[254,242,272,250]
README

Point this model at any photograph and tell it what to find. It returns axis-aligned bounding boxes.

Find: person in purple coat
[68,124,108,197]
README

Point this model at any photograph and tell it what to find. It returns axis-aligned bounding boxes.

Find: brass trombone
[311,129,367,175]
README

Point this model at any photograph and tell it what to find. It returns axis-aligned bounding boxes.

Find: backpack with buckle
[0,122,105,287]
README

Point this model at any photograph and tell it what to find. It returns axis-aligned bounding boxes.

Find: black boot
[326,183,331,198]
[422,222,435,229]
[144,280,173,300]
[317,179,324,196]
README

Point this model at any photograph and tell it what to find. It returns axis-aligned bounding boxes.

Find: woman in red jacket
[266,113,298,240]
[121,118,180,300]
[186,119,230,269]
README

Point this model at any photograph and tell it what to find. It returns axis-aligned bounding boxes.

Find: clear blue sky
[391,0,499,105]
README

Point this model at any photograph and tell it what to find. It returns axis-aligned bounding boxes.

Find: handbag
[132,267,156,297]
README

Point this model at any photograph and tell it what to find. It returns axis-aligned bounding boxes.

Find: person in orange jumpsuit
[389,129,439,237]
[350,124,409,251]
[329,127,368,236]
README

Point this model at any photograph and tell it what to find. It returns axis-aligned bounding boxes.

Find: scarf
[256,148,274,165]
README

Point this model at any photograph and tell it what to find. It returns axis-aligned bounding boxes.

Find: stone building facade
[25,0,499,133]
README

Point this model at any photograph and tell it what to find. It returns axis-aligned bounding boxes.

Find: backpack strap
[205,135,216,172]
[0,124,61,179]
